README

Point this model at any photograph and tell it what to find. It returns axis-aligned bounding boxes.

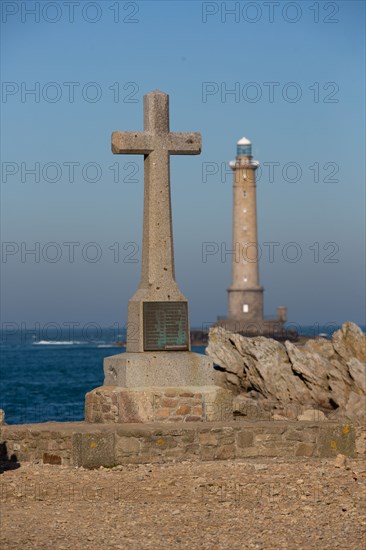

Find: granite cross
[111,90,201,352]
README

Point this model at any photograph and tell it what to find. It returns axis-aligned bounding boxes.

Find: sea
[1,324,364,425]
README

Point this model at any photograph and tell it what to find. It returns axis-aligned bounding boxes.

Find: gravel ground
[1,453,365,550]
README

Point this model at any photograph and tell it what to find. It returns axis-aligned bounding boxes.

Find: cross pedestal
[85,91,232,423]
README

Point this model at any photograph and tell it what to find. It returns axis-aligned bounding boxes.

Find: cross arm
[111,131,154,155]
[167,132,201,155]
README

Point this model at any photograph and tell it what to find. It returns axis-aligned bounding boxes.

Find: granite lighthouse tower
[228,137,263,322]
[218,137,287,335]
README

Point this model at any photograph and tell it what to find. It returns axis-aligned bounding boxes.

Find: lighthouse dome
[237,137,252,156]
[237,137,251,145]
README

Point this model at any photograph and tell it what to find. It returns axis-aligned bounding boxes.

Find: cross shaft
[112,91,201,288]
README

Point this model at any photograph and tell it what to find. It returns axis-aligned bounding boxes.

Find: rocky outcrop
[206,322,366,422]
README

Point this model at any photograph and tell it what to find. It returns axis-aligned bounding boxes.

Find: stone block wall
[0,425,74,466]
[0,420,356,469]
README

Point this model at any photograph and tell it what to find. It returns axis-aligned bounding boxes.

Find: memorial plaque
[143,302,189,351]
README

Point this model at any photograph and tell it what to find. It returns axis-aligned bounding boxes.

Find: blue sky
[1,0,365,329]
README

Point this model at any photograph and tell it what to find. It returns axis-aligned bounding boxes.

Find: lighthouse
[217,137,287,335]
[228,137,264,322]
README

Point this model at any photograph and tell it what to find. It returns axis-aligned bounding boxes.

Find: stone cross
[112,90,201,352]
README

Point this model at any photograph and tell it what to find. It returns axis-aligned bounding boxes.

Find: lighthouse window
[243,191,247,197]
[243,304,249,313]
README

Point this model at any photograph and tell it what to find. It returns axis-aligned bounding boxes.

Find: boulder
[332,322,366,363]
[209,328,311,403]
[207,322,366,421]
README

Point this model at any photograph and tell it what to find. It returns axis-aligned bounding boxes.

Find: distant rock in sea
[206,321,366,423]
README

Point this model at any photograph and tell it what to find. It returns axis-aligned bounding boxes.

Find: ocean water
[0,325,363,425]
[0,328,206,425]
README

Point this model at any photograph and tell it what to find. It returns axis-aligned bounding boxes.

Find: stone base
[0,420,357,469]
[85,386,233,423]
[103,351,218,387]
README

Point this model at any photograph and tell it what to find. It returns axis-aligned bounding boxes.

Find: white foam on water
[32,341,83,346]
[97,344,118,348]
